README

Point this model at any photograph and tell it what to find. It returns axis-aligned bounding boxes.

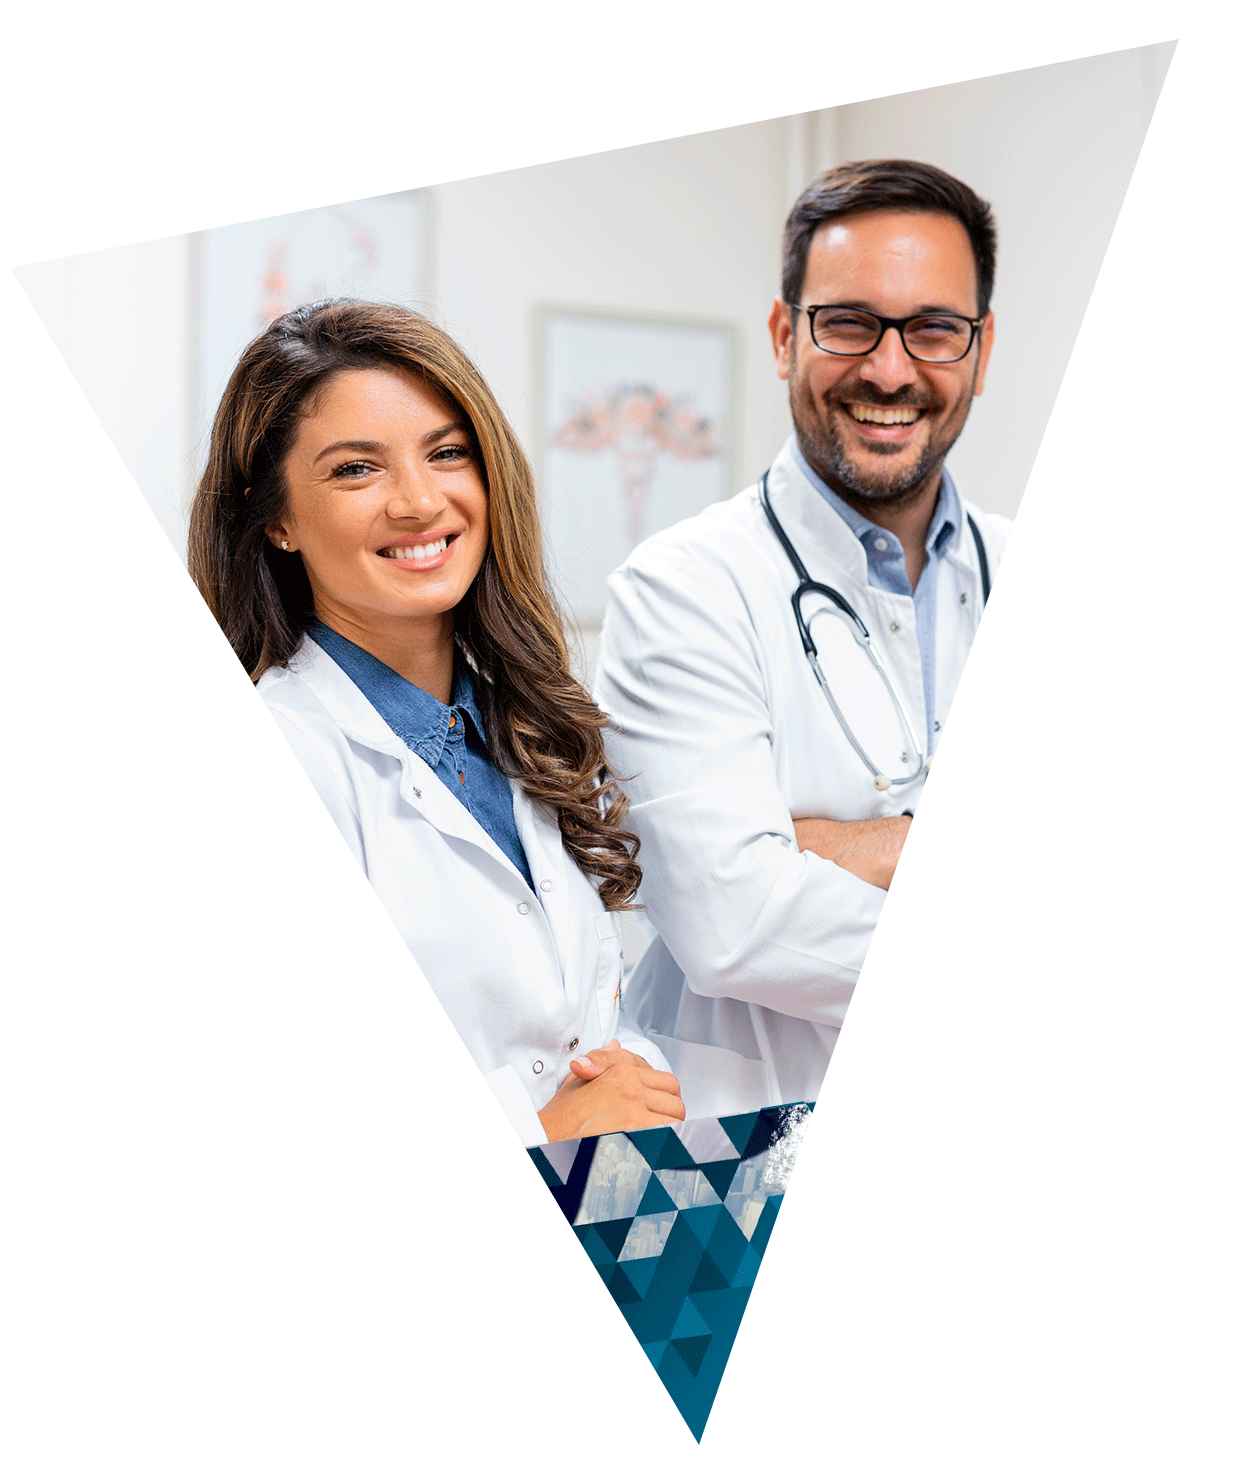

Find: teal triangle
[700,1158,742,1199]
[592,1217,635,1258]
[636,1175,676,1217]
[607,1264,643,1305]
[642,1340,669,1369]
[668,1334,711,1378]
[719,1112,761,1154]
[671,1296,711,1340]
[620,1256,660,1298]
[680,1203,725,1245]
[628,1128,674,1168]
[730,1243,762,1290]
[751,1192,784,1257]
[578,1224,617,1267]
[650,1132,696,1170]
[688,1250,730,1294]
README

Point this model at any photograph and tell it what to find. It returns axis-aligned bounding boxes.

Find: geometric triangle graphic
[529,1102,813,1440]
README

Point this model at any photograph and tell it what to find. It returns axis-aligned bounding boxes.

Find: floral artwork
[540,310,734,622]
[196,193,427,468]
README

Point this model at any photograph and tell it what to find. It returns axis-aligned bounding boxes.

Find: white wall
[15,43,1171,566]
[812,43,1174,517]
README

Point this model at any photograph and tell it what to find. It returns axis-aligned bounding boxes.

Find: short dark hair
[782,159,998,317]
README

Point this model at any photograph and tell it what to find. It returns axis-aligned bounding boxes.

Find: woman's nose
[384,466,442,520]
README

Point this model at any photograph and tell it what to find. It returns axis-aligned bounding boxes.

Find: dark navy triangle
[592,1216,635,1259]
[699,1158,742,1200]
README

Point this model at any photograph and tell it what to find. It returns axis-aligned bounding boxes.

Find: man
[594,159,1012,1116]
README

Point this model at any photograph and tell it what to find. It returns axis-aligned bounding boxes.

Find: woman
[189,298,684,1146]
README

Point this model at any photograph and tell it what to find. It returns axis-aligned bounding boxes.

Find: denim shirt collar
[306,620,487,769]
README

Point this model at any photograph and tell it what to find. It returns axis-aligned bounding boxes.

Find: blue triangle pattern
[529,1102,813,1442]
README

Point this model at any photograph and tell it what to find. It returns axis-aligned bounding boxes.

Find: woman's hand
[538,1039,686,1143]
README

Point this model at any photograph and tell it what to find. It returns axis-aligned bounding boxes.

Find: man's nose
[856,325,921,394]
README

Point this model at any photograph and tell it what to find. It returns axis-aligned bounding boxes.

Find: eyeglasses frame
[789,303,986,364]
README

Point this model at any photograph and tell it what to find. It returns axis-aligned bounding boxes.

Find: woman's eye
[432,443,472,462]
[331,460,374,479]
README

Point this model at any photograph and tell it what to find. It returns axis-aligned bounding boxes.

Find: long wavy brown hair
[189,298,641,909]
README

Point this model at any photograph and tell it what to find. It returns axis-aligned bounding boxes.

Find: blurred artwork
[195,192,428,467]
[541,310,734,621]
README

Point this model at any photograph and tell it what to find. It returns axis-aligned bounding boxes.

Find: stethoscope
[758,470,990,793]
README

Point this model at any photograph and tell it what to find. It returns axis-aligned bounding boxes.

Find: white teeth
[382,537,449,560]
[848,404,922,425]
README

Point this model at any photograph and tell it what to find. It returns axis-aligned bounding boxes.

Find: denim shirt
[307,621,535,891]
[789,436,961,754]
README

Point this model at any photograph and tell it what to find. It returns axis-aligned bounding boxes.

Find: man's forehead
[805,209,979,307]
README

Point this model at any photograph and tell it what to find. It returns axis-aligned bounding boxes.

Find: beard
[789,356,976,514]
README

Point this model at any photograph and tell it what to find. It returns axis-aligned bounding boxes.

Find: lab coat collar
[284,637,534,880]
[767,438,981,593]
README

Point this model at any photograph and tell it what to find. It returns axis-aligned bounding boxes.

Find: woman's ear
[265,523,295,553]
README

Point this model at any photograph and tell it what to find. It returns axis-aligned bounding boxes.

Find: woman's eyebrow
[313,438,385,464]
[422,421,470,445]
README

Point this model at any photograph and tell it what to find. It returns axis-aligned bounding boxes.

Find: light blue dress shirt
[788,437,960,755]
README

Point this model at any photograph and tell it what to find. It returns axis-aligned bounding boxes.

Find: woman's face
[271,366,489,641]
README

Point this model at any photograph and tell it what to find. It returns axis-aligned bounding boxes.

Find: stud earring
[281,539,289,551]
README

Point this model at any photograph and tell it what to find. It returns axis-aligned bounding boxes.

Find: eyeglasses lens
[811,309,972,362]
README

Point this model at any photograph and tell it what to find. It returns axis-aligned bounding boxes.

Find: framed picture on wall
[194,190,430,475]
[536,306,739,624]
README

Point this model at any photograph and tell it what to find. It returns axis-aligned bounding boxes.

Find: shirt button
[448,714,456,728]
[890,621,900,632]
[874,537,888,551]
[569,1037,579,1050]
[458,771,465,785]
[532,1060,543,1074]
[517,901,531,915]
[539,879,554,893]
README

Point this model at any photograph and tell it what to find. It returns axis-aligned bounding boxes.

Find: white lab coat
[595,439,1011,1116]
[258,638,668,1148]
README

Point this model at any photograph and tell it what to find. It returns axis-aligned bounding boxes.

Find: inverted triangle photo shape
[16,40,1172,1444]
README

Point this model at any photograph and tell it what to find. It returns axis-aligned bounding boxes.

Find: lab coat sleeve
[596,538,887,1028]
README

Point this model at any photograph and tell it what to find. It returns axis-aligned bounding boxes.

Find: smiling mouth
[844,403,925,425]
[379,535,455,561]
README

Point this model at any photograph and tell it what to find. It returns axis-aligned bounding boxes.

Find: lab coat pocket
[593,909,625,1035]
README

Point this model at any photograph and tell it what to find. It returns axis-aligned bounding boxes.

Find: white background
[2,3,1231,1465]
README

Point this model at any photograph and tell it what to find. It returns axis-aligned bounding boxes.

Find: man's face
[769,210,994,511]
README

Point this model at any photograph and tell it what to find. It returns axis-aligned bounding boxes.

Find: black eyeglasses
[790,304,984,364]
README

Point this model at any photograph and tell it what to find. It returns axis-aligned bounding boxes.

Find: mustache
[828,384,938,410]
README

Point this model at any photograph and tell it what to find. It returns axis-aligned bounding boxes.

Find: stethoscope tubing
[759,470,927,791]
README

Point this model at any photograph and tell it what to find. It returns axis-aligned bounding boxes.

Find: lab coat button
[934,719,941,732]
[569,1037,579,1050]
[517,901,532,915]
[532,1060,544,1074]
[539,879,554,892]
[890,620,900,632]
[960,592,968,604]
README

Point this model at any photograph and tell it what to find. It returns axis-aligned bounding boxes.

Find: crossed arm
[792,814,912,891]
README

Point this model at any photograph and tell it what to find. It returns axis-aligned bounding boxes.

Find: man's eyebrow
[823,299,974,315]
